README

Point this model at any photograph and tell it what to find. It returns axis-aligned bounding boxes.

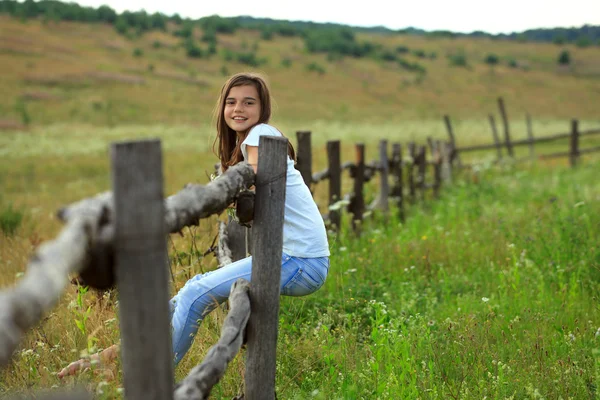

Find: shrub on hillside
[199,15,238,34]
[306,62,326,75]
[133,48,143,57]
[558,50,571,65]
[576,37,592,48]
[396,45,410,54]
[184,38,204,58]
[0,203,23,237]
[412,49,427,58]
[379,50,397,62]
[174,21,194,38]
[281,57,292,68]
[202,29,217,43]
[235,52,266,67]
[448,51,468,67]
[397,58,426,74]
[114,17,128,35]
[304,28,376,58]
[261,28,273,41]
[484,53,499,65]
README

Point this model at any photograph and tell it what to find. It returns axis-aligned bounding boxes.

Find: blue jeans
[169,252,329,365]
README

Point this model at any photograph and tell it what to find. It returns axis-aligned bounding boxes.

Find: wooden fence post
[111,139,174,400]
[245,136,288,400]
[443,115,462,166]
[488,114,503,161]
[407,142,416,203]
[441,142,453,183]
[327,140,341,230]
[296,131,312,189]
[378,140,390,215]
[349,143,365,234]
[390,143,404,222]
[433,141,442,199]
[417,145,427,201]
[497,97,514,158]
[526,114,535,160]
[570,119,580,168]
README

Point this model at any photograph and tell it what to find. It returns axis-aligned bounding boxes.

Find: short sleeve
[241,124,282,159]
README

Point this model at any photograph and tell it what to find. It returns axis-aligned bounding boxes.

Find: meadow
[1,12,600,400]
[1,117,600,399]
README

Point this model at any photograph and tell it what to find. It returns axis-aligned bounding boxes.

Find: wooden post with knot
[245,136,288,400]
[111,139,174,400]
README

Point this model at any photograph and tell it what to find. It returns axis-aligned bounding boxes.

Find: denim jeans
[169,252,329,365]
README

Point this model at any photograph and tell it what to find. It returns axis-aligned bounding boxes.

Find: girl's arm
[246,145,258,173]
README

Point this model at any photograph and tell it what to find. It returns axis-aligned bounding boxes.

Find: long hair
[212,72,296,172]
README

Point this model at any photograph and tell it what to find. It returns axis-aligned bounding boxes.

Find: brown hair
[212,72,295,172]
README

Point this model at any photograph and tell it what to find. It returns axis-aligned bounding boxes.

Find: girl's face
[224,84,261,134]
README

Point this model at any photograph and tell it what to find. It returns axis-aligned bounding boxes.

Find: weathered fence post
[526,114,535,160]
[349,143,365,234]
[497,97,514,158]
[441,142,453,183]
[390,143,404,222]
[378,140,390,215]
[296,131,312,189]
[488,114,503,161]
[433,141,442,199]
[327,140,341,230]
[245,136,288,400]
[407,142,416,203]
[569,119,580,168]
[417,145,427,201]
[443,115,462,166]
[111,139,174,400]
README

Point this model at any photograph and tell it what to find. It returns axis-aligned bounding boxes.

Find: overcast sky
[74,0,599,34]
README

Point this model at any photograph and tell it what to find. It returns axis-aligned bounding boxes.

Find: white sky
[74,0,599,34]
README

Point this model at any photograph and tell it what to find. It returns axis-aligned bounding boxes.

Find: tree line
[2,0,598,47]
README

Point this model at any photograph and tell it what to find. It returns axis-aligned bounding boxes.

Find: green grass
[1,139,599,398]
[269,161,600,399]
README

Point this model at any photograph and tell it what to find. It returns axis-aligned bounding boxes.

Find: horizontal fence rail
[0,161,254,368]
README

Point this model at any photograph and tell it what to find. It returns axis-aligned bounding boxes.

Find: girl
[169,72,330,364]
[58,72,329,376]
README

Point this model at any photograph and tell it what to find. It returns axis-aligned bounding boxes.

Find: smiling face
[224,85,261,134]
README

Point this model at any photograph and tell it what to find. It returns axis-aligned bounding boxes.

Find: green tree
[484,53,499,66]
[558,50,571,65]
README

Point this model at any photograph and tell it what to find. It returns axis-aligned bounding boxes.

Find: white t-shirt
[241,123,330,258]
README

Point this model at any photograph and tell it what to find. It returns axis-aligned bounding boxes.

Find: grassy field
[1,118,600,398]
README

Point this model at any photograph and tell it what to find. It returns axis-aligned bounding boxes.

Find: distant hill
[0,0,599,127]
[1,0,599,46]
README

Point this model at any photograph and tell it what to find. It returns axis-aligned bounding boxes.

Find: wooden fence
[445,97,600,167]
[2,108,597,398]
[0,136,288,400]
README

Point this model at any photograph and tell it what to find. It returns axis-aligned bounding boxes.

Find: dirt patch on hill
[153,71,209,86]
[89,72,145,84]
[20,91,63,101]
[0,120,25,131]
